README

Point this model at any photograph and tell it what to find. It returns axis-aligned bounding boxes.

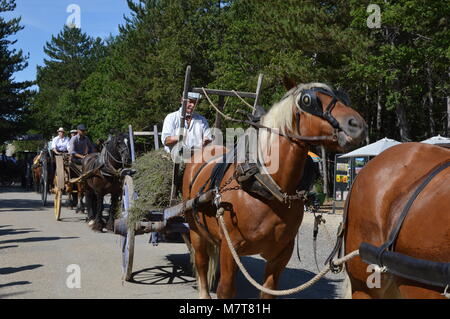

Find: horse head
[104,132,132,168]
[263,83,366,153]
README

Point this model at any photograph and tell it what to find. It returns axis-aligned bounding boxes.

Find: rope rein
[216,207,359,296]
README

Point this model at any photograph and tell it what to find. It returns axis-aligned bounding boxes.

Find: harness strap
[376,160,450,266]
[324,171,358,272]
[326,160,450,272]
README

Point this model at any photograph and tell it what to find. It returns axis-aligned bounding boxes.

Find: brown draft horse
[343,142,450,299]
[182,83,367,298]
[83,132,131,232]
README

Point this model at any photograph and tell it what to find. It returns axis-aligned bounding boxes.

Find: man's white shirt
[51,135,70,152]
[161,107,211,153]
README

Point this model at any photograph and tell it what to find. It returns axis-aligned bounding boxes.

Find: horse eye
[302,94,311,106]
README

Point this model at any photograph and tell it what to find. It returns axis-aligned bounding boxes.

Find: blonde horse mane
[259,82,333,152]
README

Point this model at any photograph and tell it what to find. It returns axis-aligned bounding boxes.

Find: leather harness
[326,160,450,275]
[187,87,347,207]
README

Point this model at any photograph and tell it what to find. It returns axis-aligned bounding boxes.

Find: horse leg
[190,230,211,299]
[216,241,237,299]
[260,240,295,299]
[92,193,105,232]
[106,194,118,232]
[85,190,95,222]
[76,183,85,213]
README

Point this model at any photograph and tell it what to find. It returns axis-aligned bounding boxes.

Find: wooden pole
[253,74,264,114]
[153,125,160,150]
[214,95,225,131]
[170,65,191,205]
[128,125,135,163]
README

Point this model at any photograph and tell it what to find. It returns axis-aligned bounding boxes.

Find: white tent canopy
[339,137,401,158]
[421,135,450,145]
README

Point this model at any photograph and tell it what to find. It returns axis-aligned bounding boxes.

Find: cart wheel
[121,175,136,281]
[54,189,62,221]
[41,168,48,206]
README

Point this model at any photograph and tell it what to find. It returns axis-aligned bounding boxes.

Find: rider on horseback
[69,124,96,165]
[161,92,212,154]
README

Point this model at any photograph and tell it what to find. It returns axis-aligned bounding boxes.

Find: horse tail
[186,238,219,291]
[206,242,220,291]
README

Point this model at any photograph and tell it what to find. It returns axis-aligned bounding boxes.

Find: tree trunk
[395,104,411,141]
[426,63,435,136]
[447,96,450,136]
[376,85,382,139]
[447,70,450,136]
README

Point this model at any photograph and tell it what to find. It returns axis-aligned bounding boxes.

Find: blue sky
[3,0,133,84]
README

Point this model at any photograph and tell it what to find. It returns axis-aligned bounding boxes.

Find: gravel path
[0,185,344,299]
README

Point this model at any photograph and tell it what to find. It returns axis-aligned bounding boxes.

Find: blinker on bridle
[296,88,343,130]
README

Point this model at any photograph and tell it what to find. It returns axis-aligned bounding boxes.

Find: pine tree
[0,0,33,142]
[33,25,106,137]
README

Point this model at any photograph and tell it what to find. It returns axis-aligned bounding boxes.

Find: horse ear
[283,76,297,90]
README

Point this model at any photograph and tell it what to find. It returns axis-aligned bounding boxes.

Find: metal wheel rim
[121,175,135,281]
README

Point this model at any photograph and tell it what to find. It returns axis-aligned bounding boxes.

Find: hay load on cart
[125,149,179,226]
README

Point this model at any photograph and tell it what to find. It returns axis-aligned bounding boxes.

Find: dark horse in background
[82,132,132,232]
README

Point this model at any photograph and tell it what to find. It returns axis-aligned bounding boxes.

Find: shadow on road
[59,217,86,223]
[0,198,45,211]
[0,281,31,289]
[0,227,41,236]
[0,245,18,250]
[0,185,29,193]
[233,256,342,299]
[127,252,340,299]
[0,291,30,298]
[0,236,78,245]
[129,253,196,285]
[0,264,43,275]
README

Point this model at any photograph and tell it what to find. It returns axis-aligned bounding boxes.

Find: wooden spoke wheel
[54,189,62,221]
[53,155,65,221]
[121,175,136,281]
[41,164,48,206]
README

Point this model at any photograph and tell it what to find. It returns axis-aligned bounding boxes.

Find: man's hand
[202,139,212,147]
[164,136,179,147]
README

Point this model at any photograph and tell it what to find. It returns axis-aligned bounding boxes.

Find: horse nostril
[343,116,366,139]
[348,117,362,129]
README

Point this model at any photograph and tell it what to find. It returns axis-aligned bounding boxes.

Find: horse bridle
[245,87,348,145]
[296,87,343,131]
[102,136,130,172]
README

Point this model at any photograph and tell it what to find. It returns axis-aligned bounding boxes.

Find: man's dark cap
[77,124,87,131]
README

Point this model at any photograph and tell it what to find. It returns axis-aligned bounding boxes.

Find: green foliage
[11,140,44,152]
[0,0,33,143]
[26,0,449,145]
[32,26,107,139]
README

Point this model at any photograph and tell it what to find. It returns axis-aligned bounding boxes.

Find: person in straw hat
[51,127,70,155]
